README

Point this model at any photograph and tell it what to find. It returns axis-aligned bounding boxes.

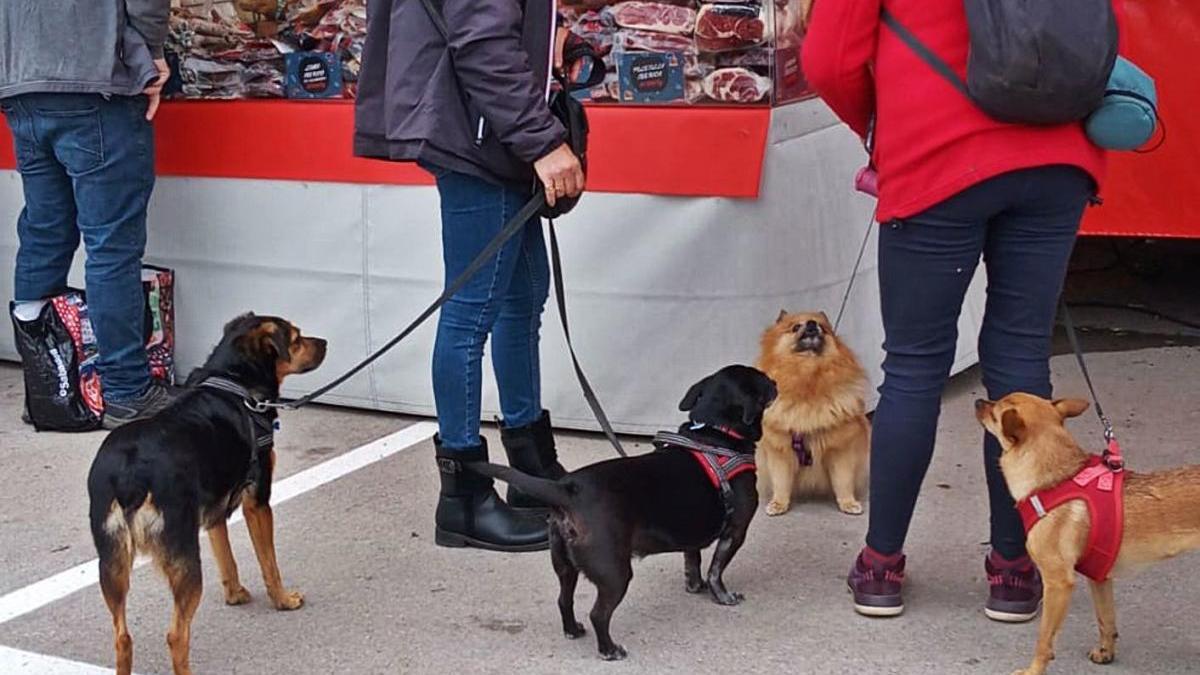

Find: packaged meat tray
[563,0,814,105]
[695,3,769,52]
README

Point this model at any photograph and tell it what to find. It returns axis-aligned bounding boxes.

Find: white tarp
[0,101,985,434]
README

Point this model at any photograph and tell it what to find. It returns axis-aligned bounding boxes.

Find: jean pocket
[35,106,104,175]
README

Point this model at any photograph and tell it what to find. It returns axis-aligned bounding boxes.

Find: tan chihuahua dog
[976,393,1200,675]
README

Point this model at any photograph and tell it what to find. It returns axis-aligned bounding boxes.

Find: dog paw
[837,499,864,515]
[712,591,744,606]
[271,589,305,611]
[223,585,252,606]
[685,579,709,594]
[599,644,628,661]
[765,500,790,516]
[564,622,587,639]
[1088,646,1115,665]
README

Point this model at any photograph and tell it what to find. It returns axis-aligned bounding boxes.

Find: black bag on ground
[10,298,103,432]
[883,1,1119,126]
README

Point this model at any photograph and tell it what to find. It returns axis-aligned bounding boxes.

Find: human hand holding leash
[143,58,171,121]
[534,143,584,208]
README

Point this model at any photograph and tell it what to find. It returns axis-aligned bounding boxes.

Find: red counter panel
[1,101,770,199]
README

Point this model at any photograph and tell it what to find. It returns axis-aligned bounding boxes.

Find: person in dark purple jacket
[355,1,584,552]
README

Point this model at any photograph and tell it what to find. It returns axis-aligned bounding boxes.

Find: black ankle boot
[434,437,549,552]
[500,411,567,509]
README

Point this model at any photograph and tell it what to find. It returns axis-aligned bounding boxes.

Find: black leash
[264,191,626,456]
[276,193,543,410]
[1060,301,1124,470]
[833,211,876,333]
[549,222,626,456]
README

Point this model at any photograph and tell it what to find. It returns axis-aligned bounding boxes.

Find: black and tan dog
[470,365,778,660]
[87,313,326,675]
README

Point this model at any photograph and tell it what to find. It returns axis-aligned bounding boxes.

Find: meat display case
[563,0,816,106]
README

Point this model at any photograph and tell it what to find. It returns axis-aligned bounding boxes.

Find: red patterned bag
[12,265,176,431]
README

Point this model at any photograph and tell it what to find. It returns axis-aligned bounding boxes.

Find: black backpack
[882,1,1119,126]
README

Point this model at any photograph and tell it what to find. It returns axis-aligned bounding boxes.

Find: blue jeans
[2,94,155,403]
[428,168,549,450]
[866,165,1093,561]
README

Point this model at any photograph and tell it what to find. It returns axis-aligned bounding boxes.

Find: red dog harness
[652,430,755,521]
[1015,451,1126,582]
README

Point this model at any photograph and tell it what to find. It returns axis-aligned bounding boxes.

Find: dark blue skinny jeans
[427,167,549,450]
[866,165,1093,561]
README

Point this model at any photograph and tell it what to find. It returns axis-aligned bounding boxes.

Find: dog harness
[1016,453,1126,582]
[652,431,755,521]
[197,377,279,484]
[792,433,813,466]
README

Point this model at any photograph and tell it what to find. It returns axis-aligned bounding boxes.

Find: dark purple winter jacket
[353,0,566,188]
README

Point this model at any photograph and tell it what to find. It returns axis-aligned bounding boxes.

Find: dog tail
[466,462,572,509]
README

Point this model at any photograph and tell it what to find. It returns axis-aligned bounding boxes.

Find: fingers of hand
[145,93,161,121]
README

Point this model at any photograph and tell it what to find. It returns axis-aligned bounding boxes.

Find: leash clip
[1103,437,1125,473]
[245,398,271,414]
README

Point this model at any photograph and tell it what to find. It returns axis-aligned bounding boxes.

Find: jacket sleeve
[801,0,881,139]
[441,0,566,164]
[125,0,171,58]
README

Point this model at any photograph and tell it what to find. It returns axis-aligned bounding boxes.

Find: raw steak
[702,67,771,103]
[615,29,696,53]
[610,2,696,36]
[695,3,768,52]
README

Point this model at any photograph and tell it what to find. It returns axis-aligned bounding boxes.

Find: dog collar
[688,422,745,441]
[197,377,279,451]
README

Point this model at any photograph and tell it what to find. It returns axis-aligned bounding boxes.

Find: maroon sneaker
[985,550,1043,623]
[848,546,906,617]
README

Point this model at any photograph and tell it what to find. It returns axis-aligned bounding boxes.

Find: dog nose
[974,399,987,411]
[803,320,820,336]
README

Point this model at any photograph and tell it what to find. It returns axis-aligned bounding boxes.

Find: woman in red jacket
[803,0,1115,619]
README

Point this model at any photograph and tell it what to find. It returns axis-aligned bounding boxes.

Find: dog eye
[791,324,802,333]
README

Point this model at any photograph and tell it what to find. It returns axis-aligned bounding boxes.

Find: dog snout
[802,320,822,337]
[974,399,992,419]
[303,337,328,371]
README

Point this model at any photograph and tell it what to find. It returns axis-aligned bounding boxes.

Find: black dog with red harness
[467,365,777,660]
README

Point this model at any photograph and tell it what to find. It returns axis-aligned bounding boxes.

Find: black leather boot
[500,411,567,509]
[434,437,549,552]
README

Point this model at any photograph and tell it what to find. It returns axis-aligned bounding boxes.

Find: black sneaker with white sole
[102,384,178,430]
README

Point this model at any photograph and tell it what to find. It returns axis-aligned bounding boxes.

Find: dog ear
[776,309,789,323]
[757,374,778,409]
[1052,398,1090,419]
[679,376,711,412]
[1001,409,1027,445]
[223,311,256,335]
[266,322,292,363]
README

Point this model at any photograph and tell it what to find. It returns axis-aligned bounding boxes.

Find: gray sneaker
[103,384,178,430]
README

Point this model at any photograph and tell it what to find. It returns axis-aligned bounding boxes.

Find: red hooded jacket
[802,0,1123,222]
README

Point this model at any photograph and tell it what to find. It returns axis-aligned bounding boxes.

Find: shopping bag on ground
[10,292,104,432]
[10,265,177,431]
[142,265,176,385]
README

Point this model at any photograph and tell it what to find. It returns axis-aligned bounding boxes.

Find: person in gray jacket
[356,0,585,552]
[2,0,174,428]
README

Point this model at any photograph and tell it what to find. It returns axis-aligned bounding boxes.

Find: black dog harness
[652,431,755,522]
[197,376,278,484]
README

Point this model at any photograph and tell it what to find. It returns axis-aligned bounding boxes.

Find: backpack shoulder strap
[880,8,970,99]
[419,0,450,40]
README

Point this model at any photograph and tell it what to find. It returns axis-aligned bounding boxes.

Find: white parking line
[0,645,136,674]
[0,421,437,626]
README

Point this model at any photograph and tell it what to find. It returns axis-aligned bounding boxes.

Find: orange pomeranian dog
[755,311,870,516]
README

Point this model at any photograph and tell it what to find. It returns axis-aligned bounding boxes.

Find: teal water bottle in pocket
[1085,56,1159,151]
